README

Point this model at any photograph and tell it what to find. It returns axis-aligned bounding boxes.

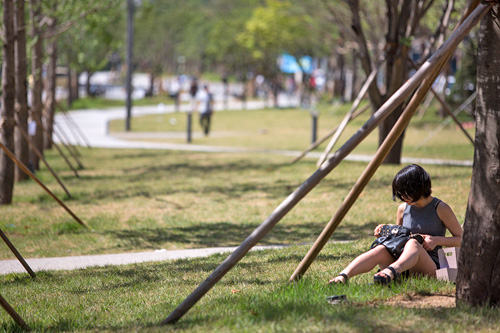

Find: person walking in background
[196,84,214,136]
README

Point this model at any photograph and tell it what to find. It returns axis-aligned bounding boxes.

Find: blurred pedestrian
[196,84,214,136]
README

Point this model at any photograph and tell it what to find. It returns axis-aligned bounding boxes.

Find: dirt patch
[384,292,455,308]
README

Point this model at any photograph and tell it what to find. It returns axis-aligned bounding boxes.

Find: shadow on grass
[100,220,377,253]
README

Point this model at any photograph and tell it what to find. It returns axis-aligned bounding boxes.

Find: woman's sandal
[374,266,400,285]
[329,273,349,284]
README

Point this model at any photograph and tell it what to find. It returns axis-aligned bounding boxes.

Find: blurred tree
[323,0,457,164]
[14,0,30,181]
[1,0,16,204]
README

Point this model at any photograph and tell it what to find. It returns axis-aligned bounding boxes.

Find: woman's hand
[422,235,438,251]
[374,224,387,237]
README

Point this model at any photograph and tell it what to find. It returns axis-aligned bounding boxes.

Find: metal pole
[311,111,318,144]
[125,0,135,131]
[187,112,192,143]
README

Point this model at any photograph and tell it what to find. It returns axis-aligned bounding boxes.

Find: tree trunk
[44,26,58,150]
[1,0,16,204]
[14,0,30,181]
[29,0,44,171]
[456,4,500,307]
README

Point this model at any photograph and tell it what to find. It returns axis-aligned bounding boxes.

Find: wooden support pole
[316,59,383,167]
[416,91,477,149]
[33,118,79,177]
[409,58,474,144]
[52,124,85,168]
[161,3,490,324]
[0,142,87,228]
[56,101,92,148]
[0,228,36,278]
[15,120,72,198]
[54,120,81,156]
[291,104,369,164]
[0,293,31,331]
[289,1,491,282]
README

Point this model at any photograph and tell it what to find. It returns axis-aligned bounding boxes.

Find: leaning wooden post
[0,228,36,278]
[289,1,492,282]
[0,293,31,331]
[160,4,486,324]
[56,101,92,148]
[54,121,81,157]
[291,104,369,164]
[409,58,474,144]
[0,142,87,228]
[316,59,383,167]
[33,118,79,177]
[15,120,72,198]
[52,124,85,168]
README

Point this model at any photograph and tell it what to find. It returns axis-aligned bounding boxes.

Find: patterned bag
[370,225,423,259]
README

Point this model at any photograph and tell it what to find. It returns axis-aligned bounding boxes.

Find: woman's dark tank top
[402,197,446,267]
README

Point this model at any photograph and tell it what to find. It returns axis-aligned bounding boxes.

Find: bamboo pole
[33,118,79,177]
[54,120,81,156]
[316,59,383,167]
[52,124,85,168]
[291,104,369,164]
[161,3,490,324]
[416,91,477,149]
[289,0,491,282]
[56,101,92,148]
[0,228,36,278]
[0,142,87,228]
[409,58,474,144]
[0,293,31,331]
[15,120,72,198]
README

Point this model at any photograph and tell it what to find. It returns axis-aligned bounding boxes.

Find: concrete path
[0,245,288,275]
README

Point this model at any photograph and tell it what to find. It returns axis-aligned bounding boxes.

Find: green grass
[0,100,492,331]
[1,241,499,332]
[0,148,471,259]
[108,101,475,161]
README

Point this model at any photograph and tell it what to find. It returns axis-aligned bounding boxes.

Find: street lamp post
[125,0,136,131]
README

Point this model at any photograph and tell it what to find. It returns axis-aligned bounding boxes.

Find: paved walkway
[0,245,288,275]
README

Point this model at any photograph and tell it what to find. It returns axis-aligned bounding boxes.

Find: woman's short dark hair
[392,164,432,202]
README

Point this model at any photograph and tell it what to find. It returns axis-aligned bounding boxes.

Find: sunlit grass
[108,100,475,161]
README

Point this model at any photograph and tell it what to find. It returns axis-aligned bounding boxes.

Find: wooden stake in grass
[316,58,384,167]
[0,142,87,228]
[0,228,36,278]
[291,104,370,164]
[0,293,31,331]
[33,117,80,177]
[160,3,489,325]
[56,101,92,149]
[15,120,72,198]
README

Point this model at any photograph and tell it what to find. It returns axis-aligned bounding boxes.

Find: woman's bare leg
[330,245,394,283]
[376,239,437,279]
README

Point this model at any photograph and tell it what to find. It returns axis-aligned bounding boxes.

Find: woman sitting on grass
[330,164,463,285]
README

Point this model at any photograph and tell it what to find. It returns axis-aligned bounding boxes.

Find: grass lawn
[1,100,496,331]
[108,101,475,161]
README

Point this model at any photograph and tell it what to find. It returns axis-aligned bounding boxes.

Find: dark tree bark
[456,4,500,307]
[345,0,435,164]
[14,0,30,181]
[1,0,17,204]
[44,16,58,150]
[29,0,45,171]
